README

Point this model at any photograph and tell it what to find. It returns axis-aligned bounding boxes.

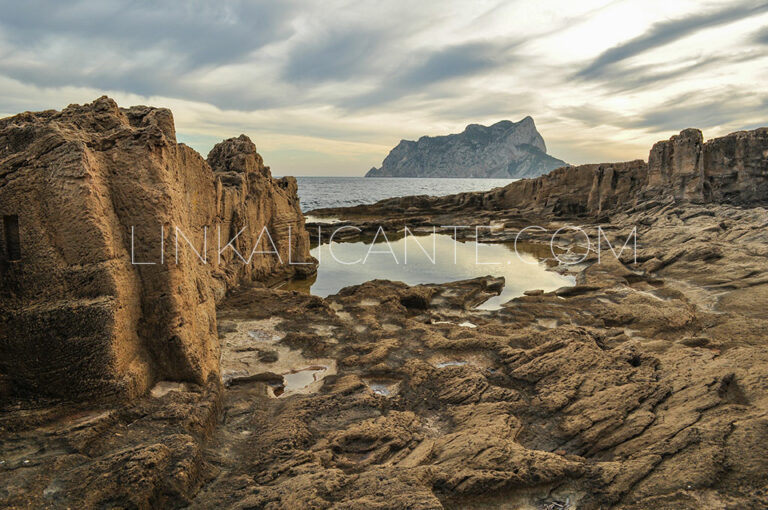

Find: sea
[293,176,515,212]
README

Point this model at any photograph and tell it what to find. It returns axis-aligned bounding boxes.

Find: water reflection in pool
[284,233,574,309]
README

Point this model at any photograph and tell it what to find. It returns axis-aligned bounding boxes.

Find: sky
[0,0,766,176]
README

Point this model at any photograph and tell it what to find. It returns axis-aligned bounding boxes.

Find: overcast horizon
[1,0,766,176]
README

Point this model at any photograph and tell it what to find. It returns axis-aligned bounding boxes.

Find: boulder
[208,134,316,289]
[0,97,315,400]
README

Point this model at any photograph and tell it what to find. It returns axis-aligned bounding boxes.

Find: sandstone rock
[365,118,567,179]
[0,97,315,400]
[2,100,768,509]
[208,134,316,288]
[647,128,704,200]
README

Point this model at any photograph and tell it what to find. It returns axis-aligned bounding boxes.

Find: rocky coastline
[1,100,768,509]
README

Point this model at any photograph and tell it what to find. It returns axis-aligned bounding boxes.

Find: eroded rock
[0,97,315,400]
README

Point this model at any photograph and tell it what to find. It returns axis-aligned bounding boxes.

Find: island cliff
[365,117,567,179]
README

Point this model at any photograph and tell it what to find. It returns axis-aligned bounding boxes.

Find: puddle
[431,353,492,370]
[220,318,336,393]
[283,366,328,391]
[304,214,342,224]
[436,360,468,368]
[433,320,477,328]
[364,379,399,397]
[247,329,276,341]
[369,383,390,396]
[283,234,574,309]
[268,365,330,397]
[537,318,559,329]
[150,381,188,398]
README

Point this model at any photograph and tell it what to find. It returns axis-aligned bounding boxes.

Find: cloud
[586,51,761,93]
[425,91,540,122]
[402,42,514,87]
[576,1,768,80]
[0,1,765,174]
[282,28,391,83]
[0,0,297,107]
[753,26,768,44]
[559,104,630,128]
[0,0,297,69]
[341,40,520,109]
[623,90,767,132]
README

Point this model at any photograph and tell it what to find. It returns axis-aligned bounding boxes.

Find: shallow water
[436,360,468,368]
[294,176,515,211]
[365,380,397,396]
[282,366,328,392]
[220,318,336,396]
[284,233,574,309]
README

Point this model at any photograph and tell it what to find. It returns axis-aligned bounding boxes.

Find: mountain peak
[365,118,567,178]
[518,115,535,126]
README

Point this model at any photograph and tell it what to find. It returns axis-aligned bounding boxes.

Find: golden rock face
[0,96,315,400]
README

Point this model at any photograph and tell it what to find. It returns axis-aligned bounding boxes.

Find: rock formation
[207,134,315,290]
[646,127,768,204]
[0,97,314,401]
[365,118,567,179]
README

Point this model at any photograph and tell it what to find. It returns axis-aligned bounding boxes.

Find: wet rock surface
[205,201,768,509]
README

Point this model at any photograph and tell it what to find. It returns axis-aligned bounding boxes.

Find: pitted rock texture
[646,127,768,204]
[365,118,567,179]
[0,97,314,400]
[3,201,768,508]
[207,134,315,289]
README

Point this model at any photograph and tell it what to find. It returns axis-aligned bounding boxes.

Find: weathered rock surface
[207,134,315,288]
[0,97,314,401]
[365,118,567,179]
[646,127,768,204]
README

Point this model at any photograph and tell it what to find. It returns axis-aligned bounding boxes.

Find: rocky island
[365,118,568,179]
[2,98,768,510]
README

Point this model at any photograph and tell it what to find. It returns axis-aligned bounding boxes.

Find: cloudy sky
[0,0,766,175]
